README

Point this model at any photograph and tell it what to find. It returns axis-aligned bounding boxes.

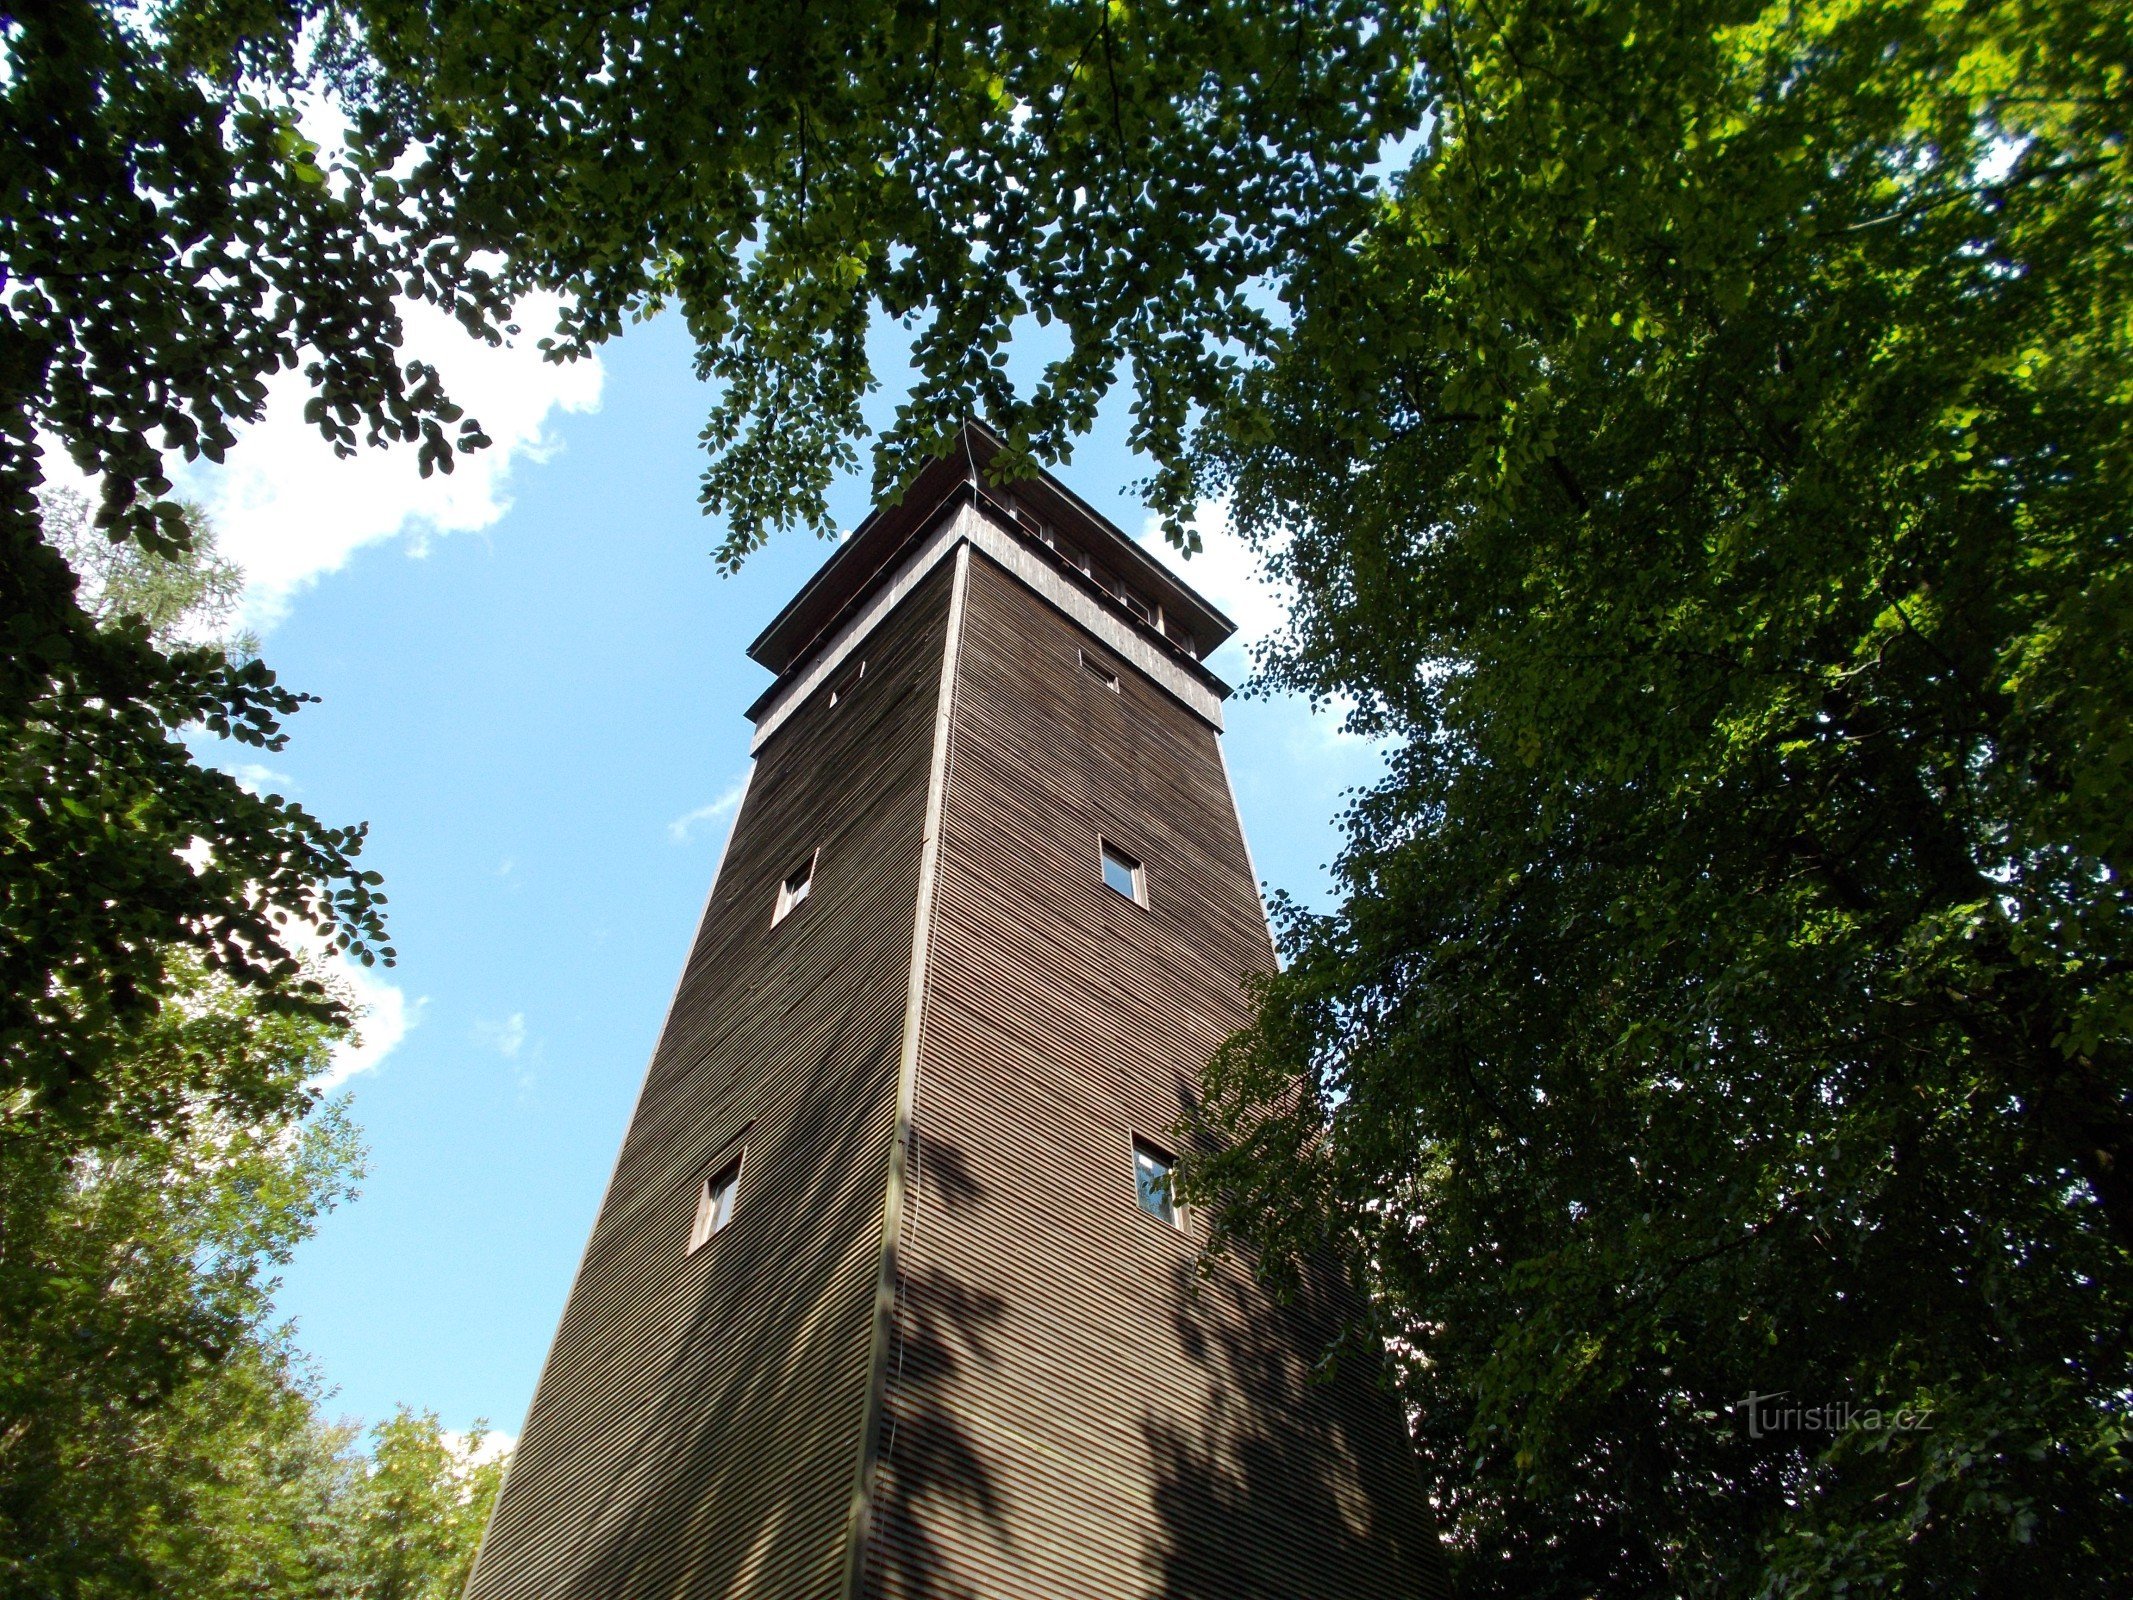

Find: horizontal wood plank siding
[864,551,1448,1600]
[467,565,953,1600]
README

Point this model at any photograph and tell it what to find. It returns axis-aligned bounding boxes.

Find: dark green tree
[0,918,506,1600]
[1180,1,2133,1592]
[354,0,1416,556]
[2,503,369,1596]
[2,495,507,1600]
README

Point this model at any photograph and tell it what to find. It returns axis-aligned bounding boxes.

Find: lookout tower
[466,426,1448,1600]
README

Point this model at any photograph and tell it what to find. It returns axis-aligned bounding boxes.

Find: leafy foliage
[41,489,251,656]
[0,944,505,1600]
[356,0,1419,559]
[3,490,378,1129]
[3,488,494,1599]
[0,0,505,1126]
[15,1,2129,1590]
[3,0,1416,1130]
[0,943,357,1596]
[1181,1,2133,1592]
[336,1410,507,1600]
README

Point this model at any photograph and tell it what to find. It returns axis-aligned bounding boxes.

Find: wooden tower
[465,426,1449,1600]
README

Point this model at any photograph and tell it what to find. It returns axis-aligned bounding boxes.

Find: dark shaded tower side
[859,549,1445,1599]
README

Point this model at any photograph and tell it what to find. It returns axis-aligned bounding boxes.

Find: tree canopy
[2,0,490,1126]
[1,509,502,1600]
[1183,0,2133,1591]
[0,945,361,1597]
[357,0,1421,556]
[2,0,1410,1127]
[7,0,2128,1592]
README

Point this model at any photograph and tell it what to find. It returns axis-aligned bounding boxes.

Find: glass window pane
[1135,1145,1176,1226]
[773,854,815,924]
[689,1154,744,1252]
[1102,843,1142,902]
[1079,650,1120,692]
[711,1171,737,1232]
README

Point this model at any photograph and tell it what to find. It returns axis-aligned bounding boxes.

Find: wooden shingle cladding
[467,457,1448,1600]
[861,551,1448,1600]
[464,564,955,1600]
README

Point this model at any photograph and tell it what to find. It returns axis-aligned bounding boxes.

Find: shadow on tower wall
[854,1132,1446,1600]
[1142,1255,1449,1599]
[863,1126,1009,1600]
[474,994,906,1600]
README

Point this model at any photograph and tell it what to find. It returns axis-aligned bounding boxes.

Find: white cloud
[224,761,295,796]
[38,93,601,629]
[442,1429,516,1468]
[1141,497,1394,753]
[180,293,604,628]
[1135,496,1293,655]
[305,933,423,1091]
[668,775,749,844]
[476,1012,528,1060]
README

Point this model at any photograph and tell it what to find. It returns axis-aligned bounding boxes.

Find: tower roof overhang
[745,422,1239,685]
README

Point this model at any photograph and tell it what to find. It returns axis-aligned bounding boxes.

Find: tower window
[689,1149,745,1252]
[1079,650,1120,692]
[773,852,816,925]
[827,659,866,708]
[1120,589,1154,626]
[1133,1141,1179,1228]
[1100,840,1145,905]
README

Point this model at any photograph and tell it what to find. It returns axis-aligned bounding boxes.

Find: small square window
[1120,589,1153,626]
[1079,650,1120,693]
[827,659,866,708]
[1133,1142,1179,1228]
[1100,840,1144,905]
[689,1150,744,1252]
[773,852,816,925]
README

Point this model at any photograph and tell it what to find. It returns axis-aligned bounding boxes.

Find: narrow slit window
[689,1150,745,1252]
[1079,650,1120,693]
[1133,1141,1179,1228]
[827,658,866,708]
[773,852,816,925]
[1101,840,1145,905]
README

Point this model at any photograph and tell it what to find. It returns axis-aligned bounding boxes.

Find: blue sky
[176,308,1386,1440]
